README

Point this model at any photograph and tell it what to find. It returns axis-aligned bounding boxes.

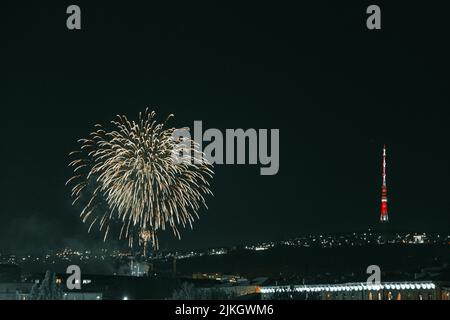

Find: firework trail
[66,109,214,250]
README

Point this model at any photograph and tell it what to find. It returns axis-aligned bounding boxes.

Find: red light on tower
[380,145,389,223]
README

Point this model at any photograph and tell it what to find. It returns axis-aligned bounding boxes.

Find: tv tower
[380,145,389,223]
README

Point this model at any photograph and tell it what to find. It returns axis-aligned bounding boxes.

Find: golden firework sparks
[67,109,214,250]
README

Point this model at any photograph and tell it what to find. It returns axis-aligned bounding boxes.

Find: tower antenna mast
[380,145,389,223]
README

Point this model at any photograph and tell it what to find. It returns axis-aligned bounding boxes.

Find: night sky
[3,1,450,253]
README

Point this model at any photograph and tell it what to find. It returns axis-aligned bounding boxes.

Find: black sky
[2,1,450,253]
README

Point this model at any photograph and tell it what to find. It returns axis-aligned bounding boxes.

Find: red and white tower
[380,145,389,223]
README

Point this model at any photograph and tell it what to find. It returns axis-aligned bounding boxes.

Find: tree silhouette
[28,270,63,300]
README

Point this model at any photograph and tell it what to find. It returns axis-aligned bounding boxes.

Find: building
[130,259,151,277]
[62,292,102,300]
[260,281,446,300]
[439,286,450,300]
[0,282,33,300]
[192,272,249,284]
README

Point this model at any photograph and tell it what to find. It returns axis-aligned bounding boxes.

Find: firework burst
[66,109,214,250]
